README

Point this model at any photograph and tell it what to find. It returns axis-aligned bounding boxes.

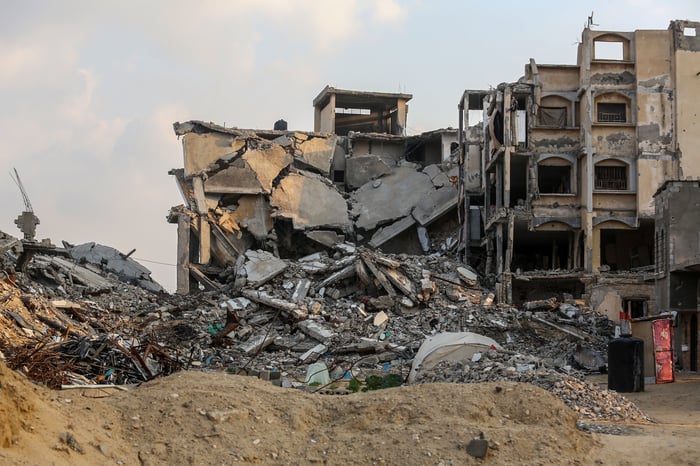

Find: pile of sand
[1,361,609,464]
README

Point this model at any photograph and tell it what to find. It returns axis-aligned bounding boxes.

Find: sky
[1,0,699,292]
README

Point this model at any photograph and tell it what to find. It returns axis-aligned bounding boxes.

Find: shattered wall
[169,120,460,294]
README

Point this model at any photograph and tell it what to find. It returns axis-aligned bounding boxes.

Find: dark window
[537,107,567,127]
[623,298,648,319]
[597,103,626,123]
[595,165,627,190]
[333,170,345,183]
[538,164,571,194]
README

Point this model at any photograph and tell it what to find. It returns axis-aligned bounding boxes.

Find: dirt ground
[2,361,700,466]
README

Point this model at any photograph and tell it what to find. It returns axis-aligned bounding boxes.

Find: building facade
[459,20,700,320]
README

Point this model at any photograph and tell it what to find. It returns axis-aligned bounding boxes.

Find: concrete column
[496,163,503,209]
[395,99,408,136]
[176,214,191,295]
[503,86,512,208]
[496,223,504,275]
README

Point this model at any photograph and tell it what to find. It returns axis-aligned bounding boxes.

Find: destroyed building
[654,180,700,372]
[458,20,700,322]
[168,88,468,294]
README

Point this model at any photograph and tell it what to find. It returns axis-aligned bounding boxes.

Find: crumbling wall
[169,121,460,293]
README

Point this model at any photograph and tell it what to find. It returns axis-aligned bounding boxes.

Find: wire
[132,257,177,267]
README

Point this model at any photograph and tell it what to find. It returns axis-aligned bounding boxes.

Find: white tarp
[408,332,502,383]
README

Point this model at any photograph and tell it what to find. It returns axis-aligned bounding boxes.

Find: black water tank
[608,336,644,392]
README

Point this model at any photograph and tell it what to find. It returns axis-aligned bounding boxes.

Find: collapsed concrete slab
[305,230,345,248]
[270,172,352,230]
[351,166,435,231]
[204,163,265,195]
[422,164,452,188]
[243,250,287,287]
[296,136,337,176]
[228,195,273,241]
[368,216,416,248]
[345,155,393,190]
[412,185,458,226]
[242,146,293,193]
[182,133,246,176]
[66,242,164,293]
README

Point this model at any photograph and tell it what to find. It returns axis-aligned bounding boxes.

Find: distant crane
[10,168,40,241]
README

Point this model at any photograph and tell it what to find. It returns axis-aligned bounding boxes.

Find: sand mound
[103,372,595,465]
[0,360,34,448]
[1,365,601,465]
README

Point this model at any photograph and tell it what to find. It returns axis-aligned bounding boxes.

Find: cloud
[373,0,407,23]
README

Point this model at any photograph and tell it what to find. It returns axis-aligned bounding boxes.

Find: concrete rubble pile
[167,121,461,294]
[413,350,650,423]
[0,222,644,424]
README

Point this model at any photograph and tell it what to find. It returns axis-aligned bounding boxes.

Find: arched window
[595,159,628,190]
[538,156,573,194]
[595,93,631,124]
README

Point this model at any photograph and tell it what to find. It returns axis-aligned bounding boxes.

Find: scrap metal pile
[0,228,649,423]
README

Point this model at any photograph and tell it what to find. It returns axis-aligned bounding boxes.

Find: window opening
[597,103,626,123]
[624,298,648,319]
[595,41,623,60]
[538,165,571,194]
[538,107,567,127]
[595,165,627,190]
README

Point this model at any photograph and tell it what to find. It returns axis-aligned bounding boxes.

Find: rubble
[168,121,463,293]
[0,214,643,427]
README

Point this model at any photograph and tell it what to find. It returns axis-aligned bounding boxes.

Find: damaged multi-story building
[168,87,466,295]
[458,20,700,325]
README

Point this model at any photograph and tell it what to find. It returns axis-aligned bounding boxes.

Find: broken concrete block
[222,297,253,314]
[334,242,356,255]
[411,185,458,226]
[204,163,264,194]
[301,261,330,274]
[183,132,245,176]
[239,331,277,355]
[299,343,328,363]
[422,164,451,188]
[292,279,311,303]
[351,167,434,231]
[242,290,308,320]
[299,252,327,262]
[270,172,352,230]
[297,319,336,343]
[296,136,337,176]
[242,145,293,193]
[345,155,393,190]
[457,267,479,287]
[373,311,389,327]
[229,196,273,241]
[316,264,356,290]
[243,250,287,287]
[368,216,417,248]
[305,230,345,248]
[417,226,430,252]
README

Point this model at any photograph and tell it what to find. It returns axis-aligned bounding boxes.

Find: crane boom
[10,168,34,212]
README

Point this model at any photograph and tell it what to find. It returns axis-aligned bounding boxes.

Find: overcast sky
[1,0,698,292]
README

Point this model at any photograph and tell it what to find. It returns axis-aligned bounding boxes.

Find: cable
[132,257,177,267]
